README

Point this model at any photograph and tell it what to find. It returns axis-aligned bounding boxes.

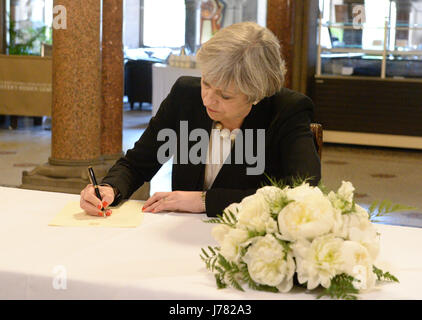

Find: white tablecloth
[1,186,421,300]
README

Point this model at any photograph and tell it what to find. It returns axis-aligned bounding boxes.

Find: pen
[87,166,106,218]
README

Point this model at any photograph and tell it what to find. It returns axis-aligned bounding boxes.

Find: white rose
[256,186,287,214]
[211,224,231,244]
[349,223,380,260]
[211,225,249,262]
[292,235,344,289]
[278,192,337,241]
[335,205,367,238]
[328,191,344,210]
[340,241,376,290]
[237,193,278,234]
[285,183,323,202]
[337,204,380,259]
[328,181,355,213]
[337,181,355,203]
[243,234,295,292]
[256,186,284,200]
[354,203,370,219]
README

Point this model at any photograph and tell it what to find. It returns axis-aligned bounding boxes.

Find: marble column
[50,0,102,163]
[185,0,201,54]
[233,0,247,23]
[22,0,150,199]
[222,0,235,27]
[0,0,5,54]
[21,0,108,194]
[101,0,123,159]
[267,0,295,89]
[221,0,246,27]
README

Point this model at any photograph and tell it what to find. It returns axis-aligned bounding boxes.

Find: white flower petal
[243,234,295,289]
[278,193,336,241]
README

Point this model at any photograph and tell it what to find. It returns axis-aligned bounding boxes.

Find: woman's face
[201,77,252,130]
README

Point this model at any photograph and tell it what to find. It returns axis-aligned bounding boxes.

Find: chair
[124,59,156,110]
[310,123,323,159]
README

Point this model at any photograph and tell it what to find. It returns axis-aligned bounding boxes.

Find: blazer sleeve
[204,95,321,217]
[277,95,321,186]
[101,78,183,204]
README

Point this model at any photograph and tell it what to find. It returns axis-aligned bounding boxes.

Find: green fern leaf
[317,274,359,300]
[373,266,399,283]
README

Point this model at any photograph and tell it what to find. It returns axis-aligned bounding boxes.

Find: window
[143,0,185,48]
[5,0,52,55]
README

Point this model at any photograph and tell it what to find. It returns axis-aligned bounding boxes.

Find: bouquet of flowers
[201,179,408,299]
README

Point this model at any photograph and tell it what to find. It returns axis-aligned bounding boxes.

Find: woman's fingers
[80,184,114,216]
[143,192,171,211]
[80,199,105,216]
[84,185,103,209]
[80,186,103,216]
[98,186,115,209]
[146,196,173,213]
[142,191,204,213]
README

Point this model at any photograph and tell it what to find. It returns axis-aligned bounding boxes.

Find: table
[152,63,201,116]
[1,186,422,300]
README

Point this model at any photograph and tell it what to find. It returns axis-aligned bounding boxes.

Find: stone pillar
[223,0,235,27]
[21,0,109,194]
[21,0,150,199]
[0,0,5,125]
[0,0,5,54]
[101,0,123,160]
[184,0,201,54]
[233,0,246,23]
[221,0,245,27]
[267,0,295,89]
[50,0,102,163]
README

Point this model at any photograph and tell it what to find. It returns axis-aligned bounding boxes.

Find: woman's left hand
[142,191,205,213]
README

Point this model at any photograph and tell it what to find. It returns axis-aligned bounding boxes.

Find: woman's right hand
[80,184,115,216]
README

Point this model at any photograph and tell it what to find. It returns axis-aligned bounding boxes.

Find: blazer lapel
[173,96,213,191]
[210,98,272,189]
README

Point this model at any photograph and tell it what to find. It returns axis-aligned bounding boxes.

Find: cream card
[49,200,144,228]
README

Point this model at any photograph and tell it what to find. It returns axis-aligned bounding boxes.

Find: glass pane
[318,0,422,78]
[319,0,391,50]
[386,54,422,78]
[6,0,52,56]
[143,0,185,48]
[321,52,383,77]
[389,1,422,51]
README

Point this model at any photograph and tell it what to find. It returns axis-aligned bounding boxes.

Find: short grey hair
[196,21,286,104]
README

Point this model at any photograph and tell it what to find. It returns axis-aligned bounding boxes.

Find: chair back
[310,123,323,159]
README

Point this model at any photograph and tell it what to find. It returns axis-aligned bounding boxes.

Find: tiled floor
[1,103,421,227]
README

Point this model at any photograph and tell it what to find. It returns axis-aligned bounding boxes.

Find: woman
[80,22,321,217]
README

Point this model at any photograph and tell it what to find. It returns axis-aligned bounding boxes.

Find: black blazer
[102,76,321,217]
